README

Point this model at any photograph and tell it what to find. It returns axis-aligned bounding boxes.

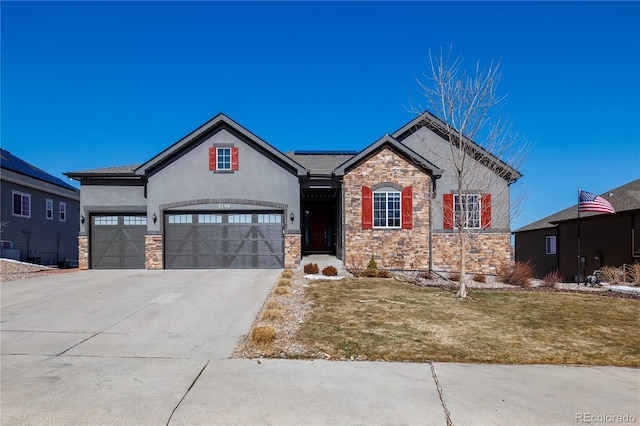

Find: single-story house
[513,179,640,281]
[65,113,521,272]
[1,149,80,266]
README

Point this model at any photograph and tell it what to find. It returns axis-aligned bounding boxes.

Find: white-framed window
[123,216,147,226]
[59,202,67,222]
[12,191,31,218]
[198,214,222,224]
[217,147,232,170]
[46,199,54,220]
[546,236,557,255]
[454,194,481,229]
[167,214,193,224]
[258,214,282,224]
[94,216,118,226]
[373,191,401,228]
[228,214,252,223]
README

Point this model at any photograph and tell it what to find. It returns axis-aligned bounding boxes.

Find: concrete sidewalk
[2,270,638,425]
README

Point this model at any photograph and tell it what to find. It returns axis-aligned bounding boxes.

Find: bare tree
[412,48,527,298]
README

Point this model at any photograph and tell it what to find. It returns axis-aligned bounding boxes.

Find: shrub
[274,286,291,295]
[473,274,486,283]
[497,261,533,287]
[448,273,461,282]
[281,269,294,278]
[322,265,338,276]
[627,263,640,285]
[278,278,291,286]
[377,270,393,278]
[304,263,320,274]
[251,325,276,345]
[262,309,284,321]
[361,268,378,277]
[542,270,563,287]
[418,270,433,280]
[600,266,623,284]
[367,254,378,271]
[266,300,282,310]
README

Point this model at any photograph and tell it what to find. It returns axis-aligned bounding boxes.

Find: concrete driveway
[2,270,639,425]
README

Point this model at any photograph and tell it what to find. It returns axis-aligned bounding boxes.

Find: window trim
[453,193,481,229]
[12,191,31,218]
[46,199,54,220]
[546,235,557,255]
[216,147,232,171]
[59,202,67,222]
[373,190,401,229]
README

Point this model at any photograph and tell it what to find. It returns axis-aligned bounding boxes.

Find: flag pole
[577,187,581,283]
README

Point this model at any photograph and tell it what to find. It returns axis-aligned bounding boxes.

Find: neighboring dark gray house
[66,113,521,272]
[1,149,80,266]
[513,179,640,281]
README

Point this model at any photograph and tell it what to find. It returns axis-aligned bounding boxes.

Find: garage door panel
[165,213,284,269]
[91,215,146,269]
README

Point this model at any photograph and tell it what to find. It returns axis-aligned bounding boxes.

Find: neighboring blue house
[1,149,80,266]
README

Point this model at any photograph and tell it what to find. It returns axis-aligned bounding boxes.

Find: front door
[306,206,332,252]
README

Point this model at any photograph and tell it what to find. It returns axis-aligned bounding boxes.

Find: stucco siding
[146,128,300,233]
[400,126,512,231]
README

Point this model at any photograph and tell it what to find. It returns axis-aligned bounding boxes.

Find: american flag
[579,190,615,214]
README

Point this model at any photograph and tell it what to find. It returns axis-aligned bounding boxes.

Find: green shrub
[367,254,378,271]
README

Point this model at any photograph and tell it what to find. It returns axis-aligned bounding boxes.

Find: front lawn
[299,278,640,366]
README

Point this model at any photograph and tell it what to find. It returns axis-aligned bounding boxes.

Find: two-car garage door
[164,212,284,269]
[90,212,284,269]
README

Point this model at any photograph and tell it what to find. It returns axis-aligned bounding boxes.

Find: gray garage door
[91,215,147,269]
[164,212,284,269]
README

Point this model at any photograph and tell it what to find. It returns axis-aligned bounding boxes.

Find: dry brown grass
[265,300,282,310]
[281,269,294,278]
[299,278,640,366]
[262,308,284,321]
[278,278,292,287]
[274,286,291,295]
[251,325,276,345]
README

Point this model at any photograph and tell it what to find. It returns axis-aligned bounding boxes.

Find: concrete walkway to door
[2,269,638,425]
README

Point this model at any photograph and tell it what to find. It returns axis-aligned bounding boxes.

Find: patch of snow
[304,274,344,281]
[605,285,640,294]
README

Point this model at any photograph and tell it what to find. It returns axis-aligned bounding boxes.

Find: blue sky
[2,1,639,230]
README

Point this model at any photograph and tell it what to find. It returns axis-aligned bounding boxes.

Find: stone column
[284,234,301,269]
[145,234,163,270]
[78,236,89,270]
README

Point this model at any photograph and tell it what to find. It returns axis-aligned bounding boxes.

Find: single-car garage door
[91,215,147,269]
[164,212,284,269]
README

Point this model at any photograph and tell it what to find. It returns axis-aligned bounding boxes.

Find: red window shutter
[443,193,454,229]
[401,186,413,229]
[481,193,492,229]
[231,147,239,170]
[362,186,373,229]
[209,147,217,170]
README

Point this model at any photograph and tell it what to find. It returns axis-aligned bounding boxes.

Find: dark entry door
[306,206,332,252]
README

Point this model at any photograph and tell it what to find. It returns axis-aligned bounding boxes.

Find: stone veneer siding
[431,232,511,275]
[145,235,163,270]
[78,236,89,270]
[284,234,301,269]
[343,147,431,270]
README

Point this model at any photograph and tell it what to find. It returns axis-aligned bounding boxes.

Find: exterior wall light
[152,213,157,224]
[80,215,85,225]
[290,212,295,223]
